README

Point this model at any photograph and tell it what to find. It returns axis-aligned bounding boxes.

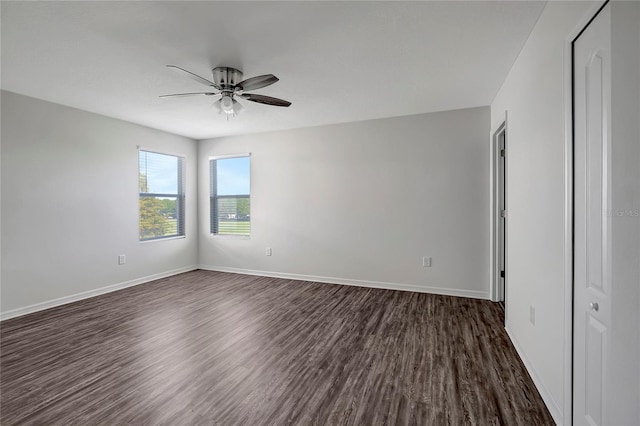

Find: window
[139,150,185,241]
[210,155,250,236]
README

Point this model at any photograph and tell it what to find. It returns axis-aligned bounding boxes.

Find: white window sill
[140,235,186,243]
[210,234,250,240]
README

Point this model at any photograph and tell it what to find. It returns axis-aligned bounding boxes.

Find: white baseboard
[0,265,199,321]
[198,264,490,300]
[505,326,563,425]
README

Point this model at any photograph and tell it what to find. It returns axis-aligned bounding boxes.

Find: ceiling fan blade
[240,93,291,107]
[166,65,221,89]
[159,92,219,98]
[235,74,279,92]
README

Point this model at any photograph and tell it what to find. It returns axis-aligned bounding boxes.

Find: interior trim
[505,326,563,424]
[198,265,490,300]
[0,265,199,321]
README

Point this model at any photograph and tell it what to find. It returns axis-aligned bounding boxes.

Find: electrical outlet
[530,305,536,325]
[266,247,272,256]
[422,256,432,267]
[118,255,126,265]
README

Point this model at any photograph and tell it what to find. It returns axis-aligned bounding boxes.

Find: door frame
[563,2,610,424]
[491,119,507,309]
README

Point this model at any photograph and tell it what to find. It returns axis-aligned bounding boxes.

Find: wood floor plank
[1,270,554,425]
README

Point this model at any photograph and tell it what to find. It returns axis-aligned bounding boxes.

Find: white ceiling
[1,1,545,140]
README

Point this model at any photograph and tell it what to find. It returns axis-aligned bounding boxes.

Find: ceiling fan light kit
[220,95,235,114]
[160,65,291,119]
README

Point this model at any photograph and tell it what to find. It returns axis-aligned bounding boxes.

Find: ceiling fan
[160,65,291,117]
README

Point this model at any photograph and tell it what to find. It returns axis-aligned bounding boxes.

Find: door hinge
[500,210,507,218]
[500,270,505,278]
[500,149,506,157]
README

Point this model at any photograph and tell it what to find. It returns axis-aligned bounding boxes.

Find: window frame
[138,148,186,242]
[210,153,251,238]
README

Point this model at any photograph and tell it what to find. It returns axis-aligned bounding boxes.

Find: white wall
[490,2,596,421]
[198,107,490,298]
[1,91,199,318]
[491,1,640,424]
[608,2,640,424]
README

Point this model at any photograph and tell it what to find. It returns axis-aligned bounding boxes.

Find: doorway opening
[493,122,507,314]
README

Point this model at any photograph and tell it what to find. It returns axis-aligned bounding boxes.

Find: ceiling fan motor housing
[212,67,243,90]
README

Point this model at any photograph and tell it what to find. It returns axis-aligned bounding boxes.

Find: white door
[573,4,612,425]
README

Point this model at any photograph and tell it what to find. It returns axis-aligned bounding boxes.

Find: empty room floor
[0,270,553,425]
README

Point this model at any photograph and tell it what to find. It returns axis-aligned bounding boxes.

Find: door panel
[586,51,606,296]
[573,4,611,425]
[585,314,605,426]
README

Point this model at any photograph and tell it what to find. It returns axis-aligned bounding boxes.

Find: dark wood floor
[1,270,554,425]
